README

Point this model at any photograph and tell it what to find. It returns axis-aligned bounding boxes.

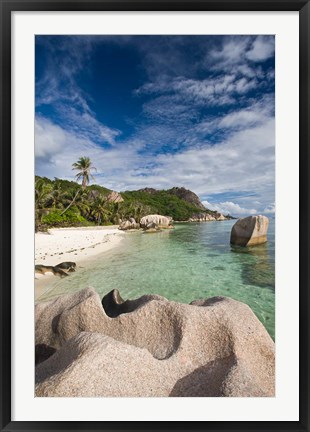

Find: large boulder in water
[230,215,269,247]
[35,288,274,397]
[140,214,173,228]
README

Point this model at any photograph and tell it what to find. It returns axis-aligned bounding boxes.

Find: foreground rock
[230,215,269,247]
[140,214,173,229]
[35,288,274,397]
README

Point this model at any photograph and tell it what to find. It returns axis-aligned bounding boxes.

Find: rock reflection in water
[231,244,275,290]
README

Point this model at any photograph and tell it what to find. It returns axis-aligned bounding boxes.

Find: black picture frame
[1,0,309,430]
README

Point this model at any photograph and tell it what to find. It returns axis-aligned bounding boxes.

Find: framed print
[1,0,309,430]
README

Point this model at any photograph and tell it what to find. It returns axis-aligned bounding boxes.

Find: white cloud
[138,74,258,108]
[208,37,250,67]
[35,117,68,160]
[220,110,263,128]
[197,95,274,135]
[206,36,274,80]
[36,115,274,214]
[202,200,257,216]
[263,203,275,214]
[246,36,275,62]
[35,36,275,214]
[35,116,144,188]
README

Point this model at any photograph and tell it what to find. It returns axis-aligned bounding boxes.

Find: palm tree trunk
[60,189,80,216]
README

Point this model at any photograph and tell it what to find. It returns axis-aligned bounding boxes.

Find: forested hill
[35,176,223,230]
[120,187,214,221]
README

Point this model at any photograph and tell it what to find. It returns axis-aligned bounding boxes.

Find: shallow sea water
[37,219,275,339]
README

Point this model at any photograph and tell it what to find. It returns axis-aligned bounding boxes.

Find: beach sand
[35,226,124,300]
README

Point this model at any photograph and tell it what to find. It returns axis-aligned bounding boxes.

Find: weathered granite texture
[230,215,269,247]
[118,218,140,230]
[140,215,173,228]
[35,288,275,397]
[106,191,124,203]
[188,213,226,222]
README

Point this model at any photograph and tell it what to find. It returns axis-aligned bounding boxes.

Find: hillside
[35,176,226,230]
[121,187,214,221]
[35,176,112,196]
[167,187,206,210]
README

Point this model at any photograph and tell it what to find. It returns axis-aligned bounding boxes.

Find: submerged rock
[35,288,275,397]
[230,215,269,247]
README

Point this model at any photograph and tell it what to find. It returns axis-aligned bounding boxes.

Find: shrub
[41,209,86,226]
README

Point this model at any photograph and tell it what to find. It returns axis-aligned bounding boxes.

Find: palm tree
[50,180,66,209]
[61,157,97,216]
[35,179,53,231]
[72,157,97,189]
[91,196,110,225]
[35,179,53,210]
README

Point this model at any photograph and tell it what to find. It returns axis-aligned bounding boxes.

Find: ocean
[36,219,275,339]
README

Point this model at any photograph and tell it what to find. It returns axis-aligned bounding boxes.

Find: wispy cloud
[197,94,274,136]
[36,36,119,147]
[35,35,275,217]
[138,74,257,107]
[36,113,275,216]
[246,36,275,62]
[202,200,257,216]
[263,203,275,214]
[207,35,274,71]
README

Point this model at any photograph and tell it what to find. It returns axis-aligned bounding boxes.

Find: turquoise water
[37,220,275,339]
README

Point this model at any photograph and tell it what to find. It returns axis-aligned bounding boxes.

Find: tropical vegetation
[35,158,216,231]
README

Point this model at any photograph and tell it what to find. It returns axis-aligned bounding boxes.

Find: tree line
[35,156,213,231]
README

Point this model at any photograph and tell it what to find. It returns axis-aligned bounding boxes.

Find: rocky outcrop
[188,212,226,222]
[118,218,140,230]
[230,215,269,247]
[168,187,206,210]
[35,288,274,397]
[106,191,124,203]
[137,187,157,194]
[140,214,173,228]
[87,189,101,201]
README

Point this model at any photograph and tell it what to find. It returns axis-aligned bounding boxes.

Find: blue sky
[35,35,275,216]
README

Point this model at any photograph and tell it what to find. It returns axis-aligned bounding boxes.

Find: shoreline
[35,226,125,300]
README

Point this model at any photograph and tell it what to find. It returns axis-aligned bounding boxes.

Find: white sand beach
[35,226,124,299]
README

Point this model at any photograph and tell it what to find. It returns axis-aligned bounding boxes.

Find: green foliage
[86,184,111,196]
[41,209,86,226]
[35,175,212,230]
[72,156,97,188]
[121,190,211,221]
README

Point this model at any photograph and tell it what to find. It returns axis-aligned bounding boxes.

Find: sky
[35,35,275,217]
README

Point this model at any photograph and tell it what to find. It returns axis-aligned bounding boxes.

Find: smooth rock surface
[140,214,173,228]
[35,288,275,397]
[230,215,269,247]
